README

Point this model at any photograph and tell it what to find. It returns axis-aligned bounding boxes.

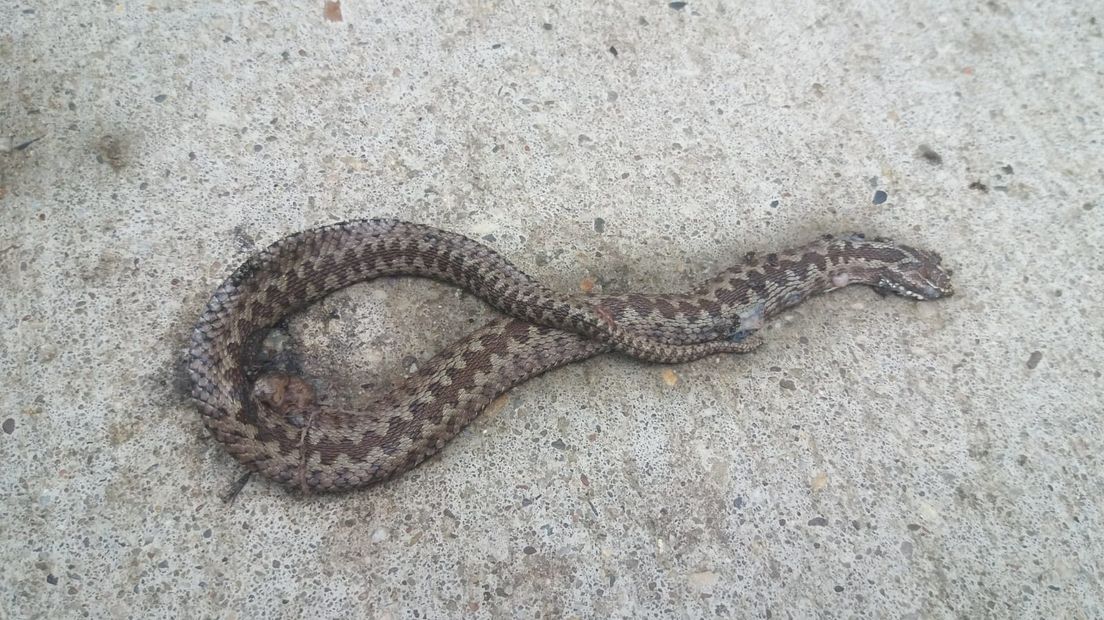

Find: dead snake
[187,218,952,492]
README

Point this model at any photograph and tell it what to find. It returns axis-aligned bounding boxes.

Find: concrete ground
[2,1,1101,617]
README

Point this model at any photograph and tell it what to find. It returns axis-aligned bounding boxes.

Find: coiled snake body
[188,219,952,492]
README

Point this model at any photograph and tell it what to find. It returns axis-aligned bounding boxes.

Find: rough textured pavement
[2,1,1101,617]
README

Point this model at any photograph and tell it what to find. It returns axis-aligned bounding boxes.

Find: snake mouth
[877,274,953,300]
[873,245,954,301]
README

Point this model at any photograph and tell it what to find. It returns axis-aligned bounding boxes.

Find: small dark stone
[523,545,537,555]
[807,517,828,526]
[834,585,844,592]
[733,496,744,508]
[158,560,169,569]
[47,574,58,585]
[203,528,212,538]
[1084,203,1095,211]
[917,144,943,165]
[482,234,496,242]
[968,181,989,192]
[1026,351,1043,369]
[779,379,795,390]
[669,1,688,9]
[1001,164,1014,174]
[769,200,779,208]
[593,217,605,233]
[550,439,567,450]
[253,144,263,152]
[873,190,888,205]
[608,46,618,57]
[188,151,196,160]
[907,523,921,531]
[154,94,167,103]
[2,418,13,434]
[542,22,552,30]
[491,43,502,49]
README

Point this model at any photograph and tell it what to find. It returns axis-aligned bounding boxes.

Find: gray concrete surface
[2,1,1101,617]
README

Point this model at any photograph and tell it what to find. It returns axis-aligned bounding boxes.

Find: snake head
[874,244,954,300]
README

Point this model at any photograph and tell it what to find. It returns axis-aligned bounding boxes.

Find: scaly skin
[187,219,952,492]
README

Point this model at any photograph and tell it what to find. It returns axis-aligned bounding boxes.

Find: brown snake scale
[187,218,953,493]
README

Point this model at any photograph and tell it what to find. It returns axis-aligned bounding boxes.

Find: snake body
[187,218,952,492]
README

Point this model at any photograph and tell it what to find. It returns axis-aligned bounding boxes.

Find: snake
[187,218,953,493]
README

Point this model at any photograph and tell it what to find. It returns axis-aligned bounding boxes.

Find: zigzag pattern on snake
[187,218,953,492]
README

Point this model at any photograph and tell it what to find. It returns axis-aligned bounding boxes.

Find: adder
[187,218,952,492]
